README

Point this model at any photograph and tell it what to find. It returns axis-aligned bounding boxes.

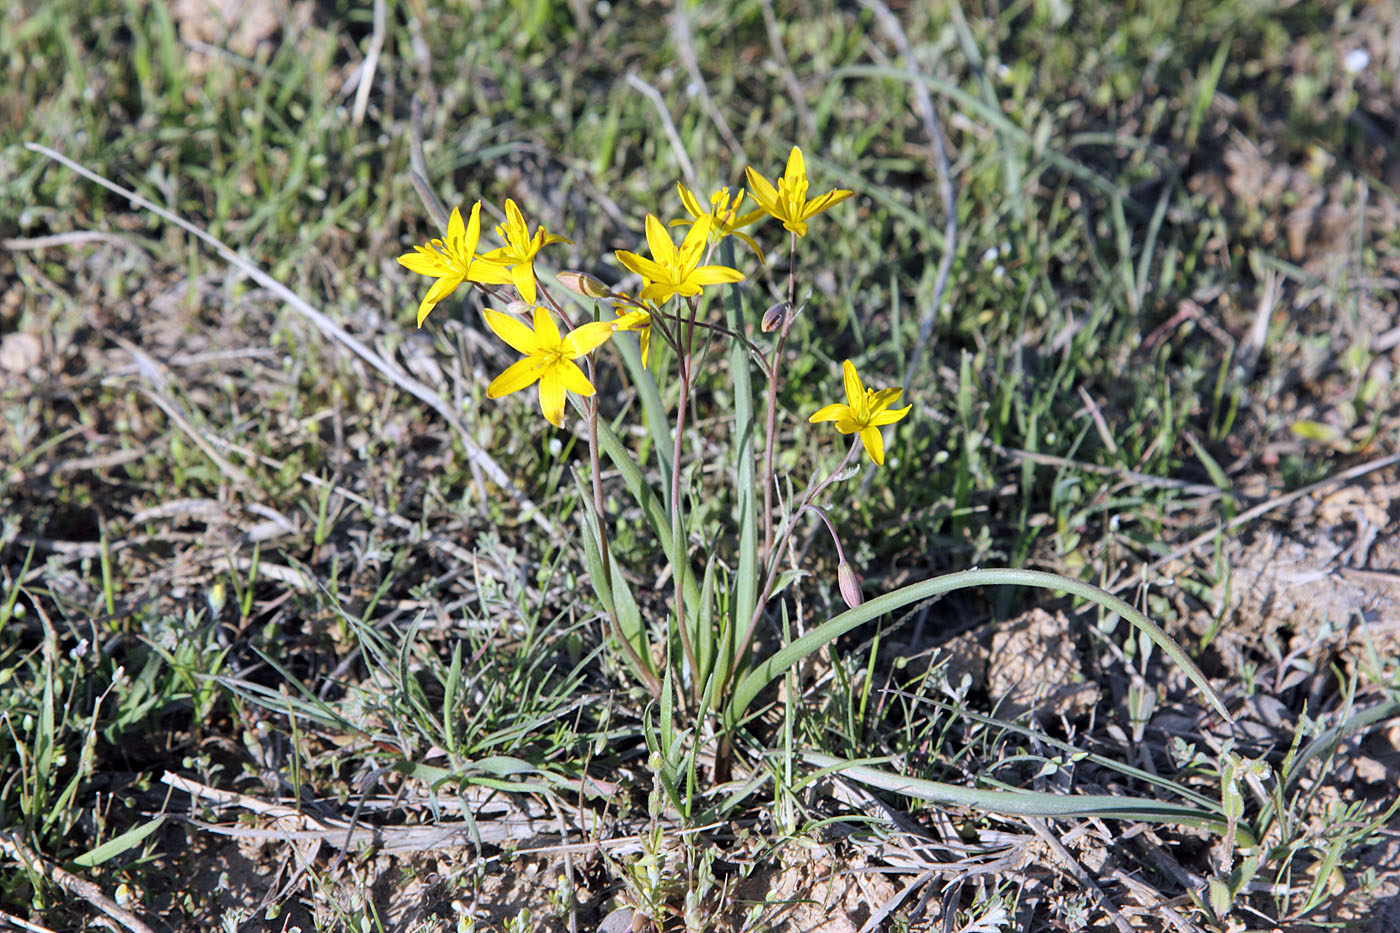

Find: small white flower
[1343,48,1370,74]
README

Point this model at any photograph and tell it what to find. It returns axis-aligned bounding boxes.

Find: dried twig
[1236,267,1278,384]
[1026,818,1135,933]
[669,5,744,161]
[758,0,815,140]
[624,73,698,189]
[409,95,450,230]
[0,906,61,933]
[0,832,156,933]
[3,231,154,260]
[351,0,387,126]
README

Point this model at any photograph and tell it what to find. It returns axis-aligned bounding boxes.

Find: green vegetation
[2,0,1397,929]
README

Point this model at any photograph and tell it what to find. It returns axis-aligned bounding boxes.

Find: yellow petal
[639,282,678,304]
[783,146,807,187]
[744,166,779,214]
[809,403,849,424]
[562,320,616,358]
[676,182,704,220]
[613,309,650,331]
[615,250,666,284]
[483,309,541,355]
[643,215,676,268]
[398,247,451,277]
[466,257,514,286]
[462,202,483,256]
[802,188,855,220]
[638,327,651,367]
[871,403,912,427]
[859,425,885,465]
[531,306,562,347]
[416,274,464,327]
[502,199,527,248]
[555,358,596,396]
[511,262,537,305]
[416,295,439,328]
[487,356,546,398]
[678,215,711,268]
[732,206,766,228]
[689,264,744,286]
[735,232,766,265]
[842,360,864,410]
[446,206,466,252]
[869,387,903,410]
[537,370,567,427]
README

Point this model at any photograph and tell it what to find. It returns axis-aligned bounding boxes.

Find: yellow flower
[670,184,767,263]
[478,199,572,306]
[744,146,854,238]
[809,360,912,465]
[484,307,615,428]
[397,202,513,327]
[614,215,744,305]
[612,308,654,367]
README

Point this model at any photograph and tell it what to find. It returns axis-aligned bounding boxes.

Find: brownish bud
[556,271,611,299]
[837,562,863,609]
[761,300,793,333]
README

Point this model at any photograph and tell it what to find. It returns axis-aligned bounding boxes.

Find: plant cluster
[397,145,1225,791]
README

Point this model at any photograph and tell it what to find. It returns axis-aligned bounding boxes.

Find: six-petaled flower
[478,199,572,306]
[484,307,615,428]
[614,215,744,306]
[397,202,512,327]
[670,184,767,263]
[745,146,854,238]
[808,360,912,466]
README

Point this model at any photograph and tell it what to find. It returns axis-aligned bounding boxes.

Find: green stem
[722,437,860,703]
[760,231,801,566]
[670,303,699,700]
[585,364,659,698]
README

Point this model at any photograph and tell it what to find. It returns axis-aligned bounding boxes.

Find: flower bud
[503,299,532,316]
[761,300,793,333]
[206,581,227,617]
[837,562,863,609]
[556,271,611,299]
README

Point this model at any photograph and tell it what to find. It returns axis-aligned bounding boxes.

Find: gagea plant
[399,145,1231,801]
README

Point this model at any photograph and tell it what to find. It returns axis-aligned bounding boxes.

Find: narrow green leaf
[590,410,701,619]
[728,568,1231,728]
[804,752,1232,834]
[71,816,166,868]
[722,240,759,648]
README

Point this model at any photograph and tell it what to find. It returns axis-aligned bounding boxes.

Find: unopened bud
[556,271,611,299]
[761,301,793,333]
[207,581,227,616]
[837,562,863,609]
[503,299,532,315]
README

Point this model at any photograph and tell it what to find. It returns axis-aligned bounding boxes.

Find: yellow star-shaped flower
[397,202,513,327]
[614,215,743,305]
[670,183,767,263]
[478,199,572,306]
[484,307,615,428]
[809,360,912,465]
[745,146,854,238]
